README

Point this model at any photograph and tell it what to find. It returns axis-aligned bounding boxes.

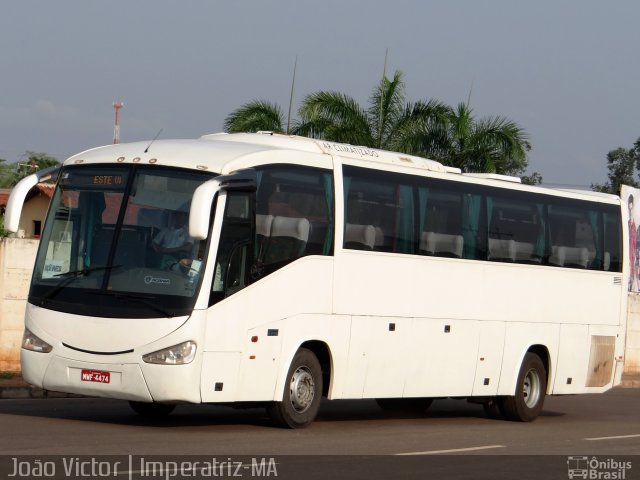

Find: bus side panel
[341,316,366,398]
[584,324,620,393]
[471,321,506,396]
[200,352,241,402]
[201,257,334,403]
[552,324,589,394]
[550,323,619,395]
[271,313,351,401]
[234,313,352,403]
[404,318,480,398]
[496,322,560,396]
[352,316,411,398]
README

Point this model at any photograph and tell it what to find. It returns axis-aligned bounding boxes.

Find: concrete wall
[0,238,38,371]
[625,294,640,375]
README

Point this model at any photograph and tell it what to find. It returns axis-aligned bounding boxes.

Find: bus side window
[255,165,333,276]
[342,166,415,254]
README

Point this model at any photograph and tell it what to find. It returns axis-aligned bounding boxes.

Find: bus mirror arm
[189,179,221,240]
[189,169,257,240]
[5,165,61,233]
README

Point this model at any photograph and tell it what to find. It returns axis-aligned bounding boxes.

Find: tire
[267,348,323,428]
[129,401,176,419]
[376,398,433,413]
[500,352,547,422]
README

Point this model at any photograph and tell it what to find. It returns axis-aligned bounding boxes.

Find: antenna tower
[113,101,124,144]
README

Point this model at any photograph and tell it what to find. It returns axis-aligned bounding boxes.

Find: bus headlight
[22,328,53,353]
[142,341,197,365]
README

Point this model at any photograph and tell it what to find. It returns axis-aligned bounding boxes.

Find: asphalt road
[0,388,638,479]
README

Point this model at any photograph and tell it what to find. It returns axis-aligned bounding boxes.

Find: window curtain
[395,184,414,254]
[588,210,603,270]
[535,203,547,258]
[418,187,429,237]
[486,196,494,239]
[462,194,481,259]
[323,172,334,255]
[253,169,264,260]
[342,175,352,249]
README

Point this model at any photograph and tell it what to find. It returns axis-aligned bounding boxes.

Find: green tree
[224,100,287,134]
[0,152,59,188]
[415,103,530,175]
[0,159,12,188]
[0,216,7,238]
[295,70,451,152]
[591,140,640,194]
[521,172,543,185]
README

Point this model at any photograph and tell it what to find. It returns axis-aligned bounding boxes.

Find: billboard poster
[621,185,640,292]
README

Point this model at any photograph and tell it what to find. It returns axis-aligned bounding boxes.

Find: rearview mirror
[5,165,61,233]
[189,169,256,240]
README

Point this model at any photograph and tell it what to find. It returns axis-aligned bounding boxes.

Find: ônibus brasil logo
[567,456,632,479]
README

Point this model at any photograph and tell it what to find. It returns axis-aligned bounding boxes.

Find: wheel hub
[523,368,541,408]
[289,366,315,413]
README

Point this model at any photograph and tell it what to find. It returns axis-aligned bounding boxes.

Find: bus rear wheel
[500,352,547,422]
[129,401,176,419]
[267,348,323,429]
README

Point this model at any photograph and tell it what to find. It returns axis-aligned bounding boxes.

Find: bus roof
[65,132,450,175]
[64,132,620,205]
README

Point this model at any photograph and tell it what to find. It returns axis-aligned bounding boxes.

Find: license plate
[81,369,111,384]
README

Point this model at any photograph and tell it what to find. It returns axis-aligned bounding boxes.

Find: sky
[1,1,639,189]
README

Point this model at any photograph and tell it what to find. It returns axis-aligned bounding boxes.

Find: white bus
[5,132,628,428]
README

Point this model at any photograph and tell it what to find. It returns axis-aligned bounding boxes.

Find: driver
[153,210,194,270]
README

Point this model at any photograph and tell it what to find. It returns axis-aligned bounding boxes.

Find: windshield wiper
[40,265,122,302]
[54,265,121,279]
[86,291,176,318]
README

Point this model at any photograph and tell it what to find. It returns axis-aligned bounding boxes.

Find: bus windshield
[30,165,215,318]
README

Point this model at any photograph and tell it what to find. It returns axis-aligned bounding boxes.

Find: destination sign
[92,175,123,185]
[59,170,128,190]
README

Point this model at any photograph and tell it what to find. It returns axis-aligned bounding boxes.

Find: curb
[0,377,83,399]
[0,385,83,399]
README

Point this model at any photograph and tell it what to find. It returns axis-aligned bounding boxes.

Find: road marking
[396,445,506,456]
[584,434,640,441]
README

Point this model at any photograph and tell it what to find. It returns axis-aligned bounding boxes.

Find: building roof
[33,183,55,198]
[1,183,55,209]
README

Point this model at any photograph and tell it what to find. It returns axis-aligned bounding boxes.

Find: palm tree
[418,102,530,175]
[223,72,530,176]
[224,100,287,134]
[295,70,451,152]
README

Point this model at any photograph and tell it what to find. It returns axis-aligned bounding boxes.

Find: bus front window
[30,166,215,318]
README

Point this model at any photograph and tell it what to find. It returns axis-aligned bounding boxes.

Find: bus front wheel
[500,352,547,422]
[267,348,323,428]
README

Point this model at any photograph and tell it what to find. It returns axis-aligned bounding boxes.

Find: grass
[0,371,17,380]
